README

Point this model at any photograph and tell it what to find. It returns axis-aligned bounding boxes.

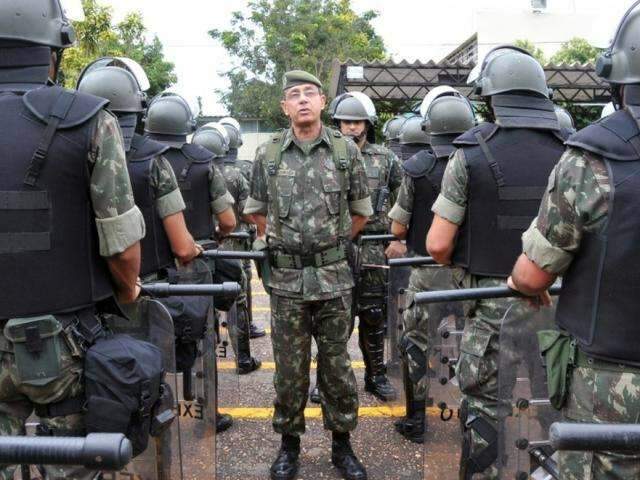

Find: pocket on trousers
[457,326,493,394]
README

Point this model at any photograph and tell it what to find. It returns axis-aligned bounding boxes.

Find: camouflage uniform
[244,126,372,435]
[522,147,640,479]
[148,155,186,220]
[0,111,145,480]
[389,175,465,402]
[432,148,537,479]
[215,159,253,362]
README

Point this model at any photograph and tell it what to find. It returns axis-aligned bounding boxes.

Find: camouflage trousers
[270,292,358,435]
[455,276,533,480]
[559,364,640,479]
[228,267,250,358]
[0,319,96,480]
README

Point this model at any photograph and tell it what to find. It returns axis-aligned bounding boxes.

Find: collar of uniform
[361,141,378,155]
[281,125,333,152]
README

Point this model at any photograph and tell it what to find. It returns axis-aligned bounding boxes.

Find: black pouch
[537,330,576,410]
[211,257,243,311]
[84,334,168,456]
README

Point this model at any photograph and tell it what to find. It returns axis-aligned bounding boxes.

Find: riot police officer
[330,92,404,402]
[426,46,571,478]
[389,89,475,443]
[383,113,412,158]
[0,1,146,477]
[509,3,640,477]
[76,59,203,278]
[192,125,262,374]
[144,93,236,239]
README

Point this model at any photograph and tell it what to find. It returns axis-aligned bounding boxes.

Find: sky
[103,0,632,116]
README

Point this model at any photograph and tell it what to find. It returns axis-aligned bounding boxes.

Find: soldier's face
[339,120,367,140]
[281,84,326,126]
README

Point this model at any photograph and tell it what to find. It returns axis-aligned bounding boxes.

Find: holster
[537,329,576,410]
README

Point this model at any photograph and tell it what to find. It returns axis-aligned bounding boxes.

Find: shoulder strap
[329,132,350,240]
[474,132,506,188]
[266,131,285,239]
[24,90,76,187]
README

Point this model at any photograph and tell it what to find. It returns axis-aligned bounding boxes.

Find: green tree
[60,0,176,97]
[210,0,387,128]
[514,39,547,64]
[551,37,602,65]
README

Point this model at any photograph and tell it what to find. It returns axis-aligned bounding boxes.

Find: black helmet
[0,0,76,49]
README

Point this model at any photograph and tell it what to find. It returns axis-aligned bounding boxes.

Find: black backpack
[84,334,173,456]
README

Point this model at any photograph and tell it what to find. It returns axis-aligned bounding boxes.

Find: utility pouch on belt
[253,238,271,295]
[537,329,576,410]
[4,316,62,387]
[211,258,243,311]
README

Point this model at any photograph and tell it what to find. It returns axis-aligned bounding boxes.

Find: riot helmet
[78,57,151,92]
[468,45,550,98]
[219,117,243,148]
[383,115,407,141]
[201,122,231,149]
[0,0,76,49]
[424,95,476,136]
[595,1,640,85]
[554,105,575,131]
[399,116,430,145]
[419,86,457,118]
[192,127,229,157]
[332,92,377,143]
[77,66,146,113]
[144,92,197,137]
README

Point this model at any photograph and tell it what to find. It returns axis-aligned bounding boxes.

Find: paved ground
[212,274,460,480]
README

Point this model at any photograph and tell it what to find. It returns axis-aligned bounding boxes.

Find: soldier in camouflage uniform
[217,118,266,338]
[389,89,474,443]
[426,47,569,478]
[192,125,262,374]
[244,70,372,480]
[0,2,145,478]
[330,92,403,402]
[509,6,640,478]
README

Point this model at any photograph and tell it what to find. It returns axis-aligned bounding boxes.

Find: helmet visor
[60,0,85,21]
[116,57,151,92]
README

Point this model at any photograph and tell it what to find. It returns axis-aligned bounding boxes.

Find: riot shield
[497,303,561,480]
[105,297,182,480]
[386,262,411,372]
[158,259,218,479]
[419,268,465,480]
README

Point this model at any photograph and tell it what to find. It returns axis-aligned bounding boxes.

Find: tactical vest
[452,123,567,277]
[264,128,350,242]
[399,144,426,163]
[388,140,403,159]
[164,143,215,240]
[126,134,174,277]
[403,149,446,256]
[0,87,113,318]
[557,109,640,366]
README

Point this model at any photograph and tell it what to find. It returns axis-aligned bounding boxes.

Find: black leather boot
[395,401,425,444]
[359,318,397,401]
[216,412,233,433]
[270,434,300,480]
[331,432,367,480]
[236,307,262,374]
[249,322,266,338]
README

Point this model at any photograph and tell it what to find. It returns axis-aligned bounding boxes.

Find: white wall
[238,133,273,162]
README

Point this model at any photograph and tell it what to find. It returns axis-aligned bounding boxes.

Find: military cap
[282,70,323,91]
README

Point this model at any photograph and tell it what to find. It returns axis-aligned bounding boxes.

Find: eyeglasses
[285,88,320,101]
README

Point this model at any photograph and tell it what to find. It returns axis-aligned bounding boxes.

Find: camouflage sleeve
[388,150,403,206]
[237,169,250,214]
[388,175,414,226]
[151,154,186,219]
[209,163,235,214]
[431,149,468,225]
[348,141,374,216]
[244,144,268,215]
[522,147,610,275]
[89,110,145,257]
